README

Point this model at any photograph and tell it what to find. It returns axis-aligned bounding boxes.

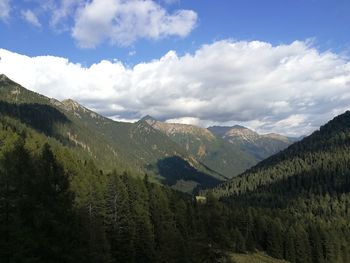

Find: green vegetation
[208,125,295,161]
[1,74,350,262]
[145,117,258,178]
[145,117,294,179]
[0,75,223,193]
[229,252,290,263]
[0,114,276,262]
[206,110,350,263]
[0,113,216,262]
[0,75,293,192]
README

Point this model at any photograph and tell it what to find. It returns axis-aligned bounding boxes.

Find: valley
[1,75,349,263]
[0,74,293,193]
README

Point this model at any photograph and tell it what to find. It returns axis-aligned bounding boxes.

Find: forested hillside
[211,110,350,199]
[0,74,224,193]
[0,75,294,193]
[206,110,350,263]
[0,113,277,263]
[2,74,350,263]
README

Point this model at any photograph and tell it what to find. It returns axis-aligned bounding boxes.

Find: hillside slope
[208,125,294,160]
[206,111,350,263]
[144,116,257,178]
[0,74,222,192]
[211,110,350,202]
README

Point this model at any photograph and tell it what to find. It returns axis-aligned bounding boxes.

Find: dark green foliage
[104,172,135,262]
[0,75,224,193]
[1,110,350,262]
[205,110,350,263]
[157,156,221,192]
[0,101,69,136]
[0,136,83,262]
[1,75,350,263]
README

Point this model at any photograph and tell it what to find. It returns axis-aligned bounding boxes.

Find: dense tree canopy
[1,89,350,262]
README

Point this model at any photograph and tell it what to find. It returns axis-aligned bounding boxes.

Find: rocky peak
[208,125,251,138]
[0,74,16,86]
[261,133,290,142]
[224,127,260,143]
[61,99,87,112]
[141,115,157,125]
[144,118,215,140]
[0,74,9,81]
[61,99,107,121]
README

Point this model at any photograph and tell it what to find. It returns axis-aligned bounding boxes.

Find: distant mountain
[0,74,222,193]
[0,74,296,192]
[144,117,258,179]
[208,125,296,160]
[145,117,295,179]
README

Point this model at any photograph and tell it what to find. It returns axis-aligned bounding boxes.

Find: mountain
[143,117,258,179]
[210,110,350,200]
[2,73,350,263]
[0,74,222,192]
[208,125,295,160]
[1,74,297,193]
[0,92,230,262]
[0,74,296,193]
[204,110,350,263]
[145,118,294,179]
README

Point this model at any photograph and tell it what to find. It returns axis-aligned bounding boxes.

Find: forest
[1,99,350,262]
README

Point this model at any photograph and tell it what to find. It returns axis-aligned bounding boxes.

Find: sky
[0,0,350,136]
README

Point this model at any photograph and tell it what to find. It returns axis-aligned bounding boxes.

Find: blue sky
[1,0,350,65]
[0,0,350,136]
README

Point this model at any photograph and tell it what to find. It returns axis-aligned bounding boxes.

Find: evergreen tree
[284,227,296,263]
[104,172,135,262]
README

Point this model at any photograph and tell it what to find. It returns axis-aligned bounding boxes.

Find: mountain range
[0,74,295,192]
[1,73,350,262]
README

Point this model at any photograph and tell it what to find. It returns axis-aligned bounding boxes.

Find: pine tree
[284,227,296,263]
[104,172,135,262]
[266,219,283,259]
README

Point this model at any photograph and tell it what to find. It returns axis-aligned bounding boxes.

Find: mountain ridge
[0,74,296,192]
[0,75,225,192]
[210,109,350,200]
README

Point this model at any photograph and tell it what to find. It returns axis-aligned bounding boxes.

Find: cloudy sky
[0,0,350,136]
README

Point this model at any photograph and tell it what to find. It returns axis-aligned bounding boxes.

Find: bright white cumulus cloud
[1,40,350,136]
[72,0,198,47]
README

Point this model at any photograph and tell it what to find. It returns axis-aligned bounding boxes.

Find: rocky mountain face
[145,117,295,177]
[209,125,295,159]
[144,117,259,179]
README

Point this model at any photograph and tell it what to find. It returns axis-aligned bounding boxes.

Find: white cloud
[1,40,350,136]
[0,0,196,46]
[21,9,41,27]
[0,0,10,21]
[72,0,197,48]
[50,0,83,30]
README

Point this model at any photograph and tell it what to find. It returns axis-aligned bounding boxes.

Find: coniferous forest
[1,77,350,262]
